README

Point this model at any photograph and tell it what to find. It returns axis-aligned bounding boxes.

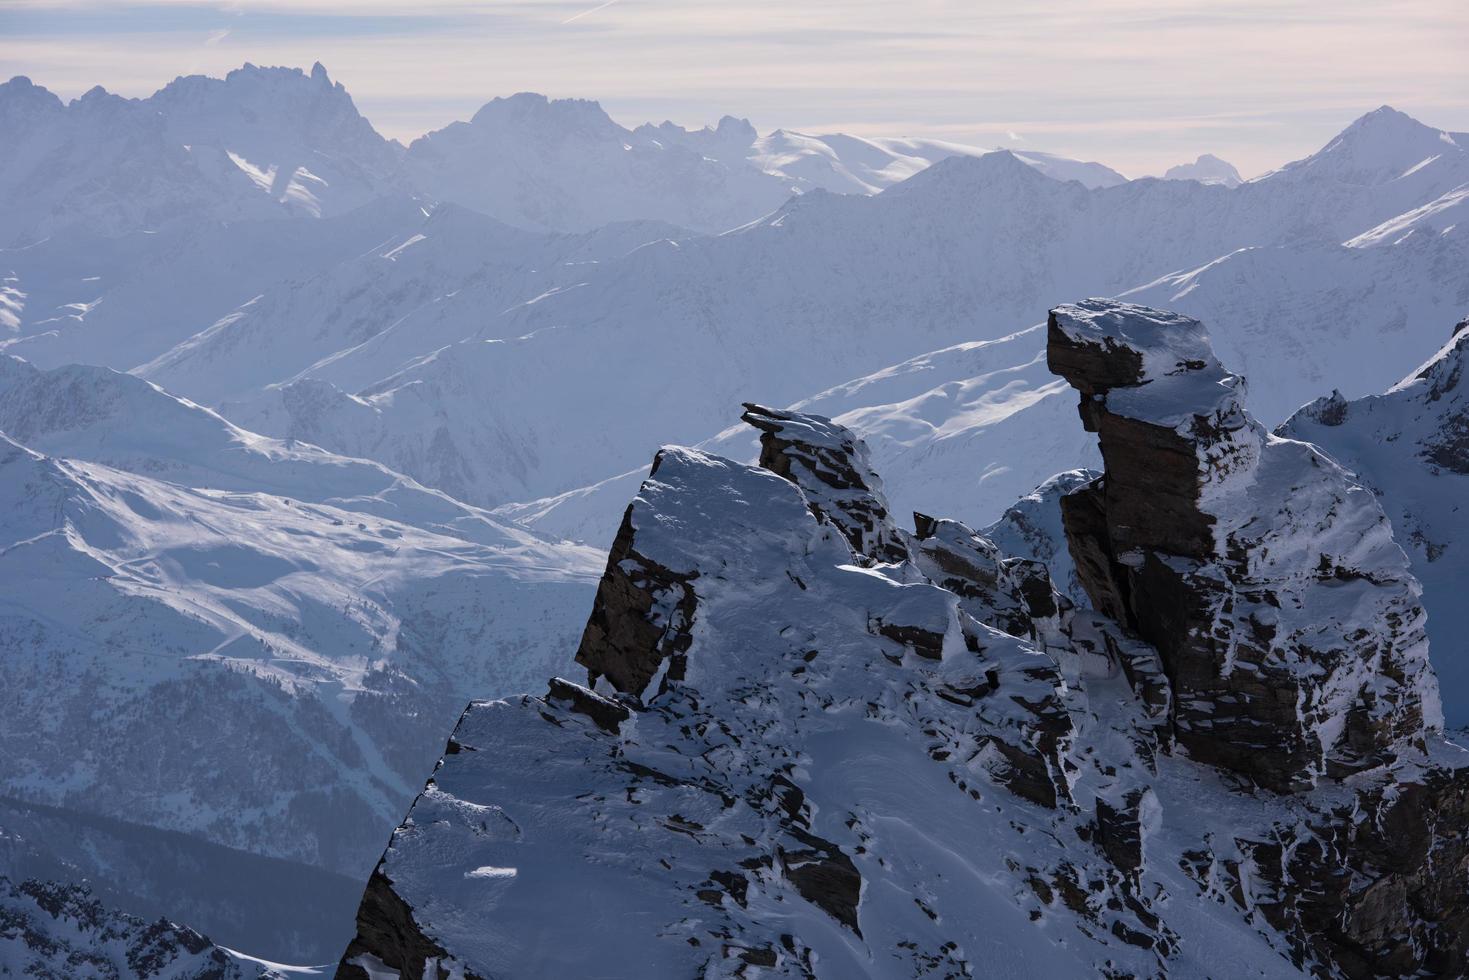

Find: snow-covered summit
[0,64,401,245]
[1263,104,1466,187]
[150,61,403,218]
[1162,153,1242,187]
[403,93,797,233]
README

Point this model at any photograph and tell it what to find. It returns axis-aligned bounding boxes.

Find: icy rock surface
[1279,317,1469,724]
[335,375,1469,978]
[1049,299,1441,792]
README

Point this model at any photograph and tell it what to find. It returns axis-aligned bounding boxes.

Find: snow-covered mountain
[3,62,1469,971]
[337,303,1469,978]
[1279,317,1469,726]
[1261,104,1468,187]
[0,64,400,247]
[0,191,433,378]
[707,126,1127,194]
[134,205,690,407]
[149,62,402,218]
[1162,153,1243,186]
[0,356,599,960]
[334,112,1463,539]
[0,875,284,979]
[401,93,798,234]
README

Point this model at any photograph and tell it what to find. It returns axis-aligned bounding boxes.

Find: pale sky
[2,0,1467,177]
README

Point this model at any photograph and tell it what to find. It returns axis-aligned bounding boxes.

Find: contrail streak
[561,0,621,24]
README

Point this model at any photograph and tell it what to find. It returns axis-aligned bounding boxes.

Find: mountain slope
[0,358,600,959]
[218,108,1469,514]
[134,205,691,405]
[1279,317,1469,725]
[0,194,427,372]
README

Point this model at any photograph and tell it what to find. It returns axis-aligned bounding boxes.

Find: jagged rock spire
[740,402,909,565]
[1048,299,1440,792]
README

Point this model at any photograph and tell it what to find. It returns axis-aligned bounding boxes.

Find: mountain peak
[1162,153,1242,187]
[0,75,63,116]
[884,148,1056,199]
[469,92,618,133]
[1275,104,1456,185]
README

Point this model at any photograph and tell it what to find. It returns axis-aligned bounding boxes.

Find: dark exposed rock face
[1417,327,1469,474]
[574,450,698,698]
[1047,299,1439,794]
[742,402,910,564]
[545,676,631,733]
[1049,299,1469,978]
[1177,766,1469,980]
[777,827,863,935]
[336,870,480,980]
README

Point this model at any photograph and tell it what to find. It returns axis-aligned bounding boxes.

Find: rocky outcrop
[0,875,272,979]
[574,450,699,698]
[1048,299,1440,794]
[334,304,1469,979]
[334,409,1105,976]
[1049,300,1469,978]
[336,869,478,980]
[741,402,909,564]
[911,513,1061,640]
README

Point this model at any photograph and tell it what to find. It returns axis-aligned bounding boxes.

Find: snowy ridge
[0,65,400,246]
[1279,317,1469,725]
[337,329,1469,977]
[206,109,1468,517]
[0,875,288,979]
[402,93,797,234]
